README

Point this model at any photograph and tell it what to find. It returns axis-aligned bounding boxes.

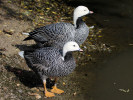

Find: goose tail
[22,32,29,35]
[18,51,24,58]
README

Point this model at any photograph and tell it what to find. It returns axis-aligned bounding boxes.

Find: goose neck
[74,16,83,28]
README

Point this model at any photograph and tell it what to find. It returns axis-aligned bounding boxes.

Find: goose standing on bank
[19,41,83,97]
[23,6,93,47]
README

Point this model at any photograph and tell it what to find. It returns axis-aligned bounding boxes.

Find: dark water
[90,48,133,100]
[72,0,133,100]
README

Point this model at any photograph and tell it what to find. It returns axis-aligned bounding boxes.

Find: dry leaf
[3,29,14,35]
[63,82,66,85]
[28,93,41,99]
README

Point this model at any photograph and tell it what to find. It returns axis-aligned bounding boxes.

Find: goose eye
[73,45,76,47]
[84,10,86,11]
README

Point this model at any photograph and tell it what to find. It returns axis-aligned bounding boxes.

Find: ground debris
[118,88,130,93]
[31,87,40,92]
[129,43,133,46]
[0,48,6,51]
[63,82,66,85]
[73,92,76,96]
[3,29,14,35]
[16,83,20,86]
[28,92,41,99]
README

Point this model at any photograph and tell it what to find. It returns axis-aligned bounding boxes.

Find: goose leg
[51,78,64,94]
[43,80,55,97]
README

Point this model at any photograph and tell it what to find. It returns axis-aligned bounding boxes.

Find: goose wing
[24,48,59,72]
[28,22,75,43]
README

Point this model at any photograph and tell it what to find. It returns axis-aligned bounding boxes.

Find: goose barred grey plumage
[74,18,89,45]
[24,47,76,77]
[19,41,83,97]
[24,22,75,48]
[23,6,93,47]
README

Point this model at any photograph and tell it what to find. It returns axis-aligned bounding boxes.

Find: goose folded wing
[25,48,56,71]
[29,22,75,43]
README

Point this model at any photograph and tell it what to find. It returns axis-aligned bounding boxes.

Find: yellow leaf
[90,38,92,40]
[46,8,50,10]
[98,30,102,33]
[29,10,32,12]
[24,6,27,8]
[63,82,66,85]
[52,11,57,14]
[46,2,50,4]
[39,16,44,19]
[98,35,102,37]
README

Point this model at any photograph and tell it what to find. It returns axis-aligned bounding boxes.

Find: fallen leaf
[3,29,14,35]
[36,95,41,99]
[98,35,102,38]
[52,11,57,14]
[63,82,66,85]
[31,87,39,92]
[46,8,50,10]
[28,93,41,99]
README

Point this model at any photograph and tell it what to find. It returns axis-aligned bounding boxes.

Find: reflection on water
[73,0,133,99]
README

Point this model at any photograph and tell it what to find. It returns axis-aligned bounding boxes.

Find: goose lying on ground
[19,41,83,97]
[23,6,93,47]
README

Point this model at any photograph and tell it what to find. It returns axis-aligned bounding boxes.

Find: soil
[0,0,35,56]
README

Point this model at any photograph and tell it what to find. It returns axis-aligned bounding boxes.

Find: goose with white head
[23,6,93,47]
[74,6,93,45]
[19,41,83,97]
[73,6,93,28]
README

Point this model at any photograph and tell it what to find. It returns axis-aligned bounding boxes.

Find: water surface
[74,0,133,99]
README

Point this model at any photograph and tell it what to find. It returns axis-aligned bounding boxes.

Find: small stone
[17,84,20,86]
[18,89,22,93]
[84,46,87,49]
[73,92,76,96]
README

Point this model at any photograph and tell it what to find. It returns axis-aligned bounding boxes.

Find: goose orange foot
[51,86,64,94]
[45,91,55,97]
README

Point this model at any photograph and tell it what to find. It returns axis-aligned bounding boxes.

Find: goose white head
[62,41,83,60]
[73,6,93,27]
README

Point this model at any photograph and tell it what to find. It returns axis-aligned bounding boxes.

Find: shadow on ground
[5,65,55,89]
